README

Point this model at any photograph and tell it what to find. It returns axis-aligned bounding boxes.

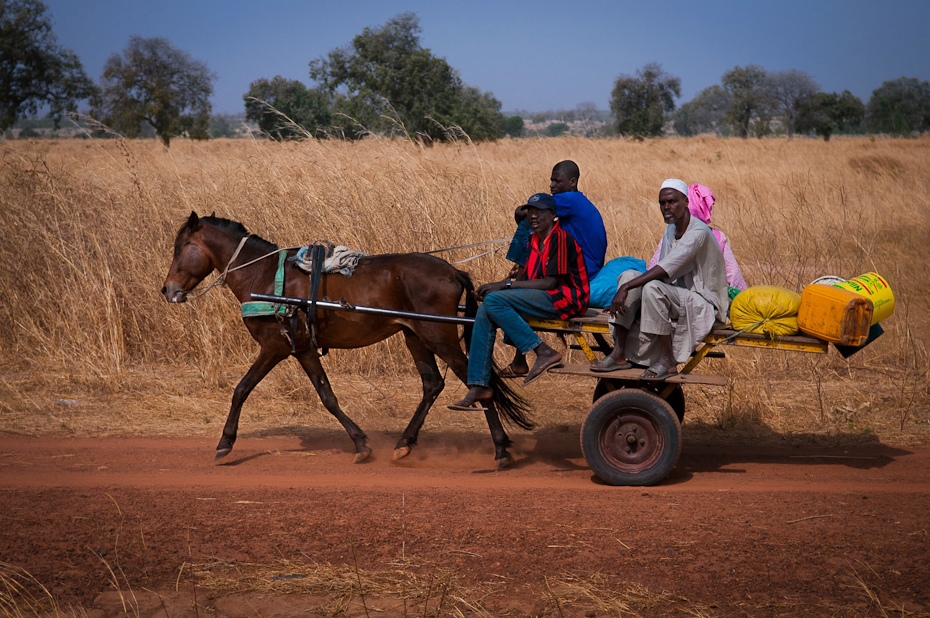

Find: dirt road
[1,432,929,616]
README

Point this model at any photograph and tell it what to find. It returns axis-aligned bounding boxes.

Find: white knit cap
[660,178,688,196]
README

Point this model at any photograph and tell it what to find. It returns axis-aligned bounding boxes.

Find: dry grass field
[0,134,927,441]
[1,135,930,616]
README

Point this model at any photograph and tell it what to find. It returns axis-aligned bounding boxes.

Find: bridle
[184,236,289,301]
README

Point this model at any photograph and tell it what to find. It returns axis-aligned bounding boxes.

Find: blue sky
[43,0,930,115]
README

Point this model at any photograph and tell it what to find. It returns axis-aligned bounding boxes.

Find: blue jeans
[468,289,557,387]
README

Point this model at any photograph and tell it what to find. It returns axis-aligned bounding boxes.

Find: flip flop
[446,390,492,411]
[499,364,528,379]
[446,401,489,411]
[523,357,564,386]
[640,364,679,382]
[589,357,633,372]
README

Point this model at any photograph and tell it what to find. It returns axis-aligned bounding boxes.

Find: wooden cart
[527,310,829,486]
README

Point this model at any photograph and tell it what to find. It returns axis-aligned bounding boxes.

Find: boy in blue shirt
[502,160,608,377]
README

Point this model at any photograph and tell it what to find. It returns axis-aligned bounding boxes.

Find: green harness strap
[240,250,288,317]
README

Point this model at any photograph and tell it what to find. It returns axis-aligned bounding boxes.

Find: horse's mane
[200,215,278,252]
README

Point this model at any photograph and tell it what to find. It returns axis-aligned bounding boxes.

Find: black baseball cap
[522,193,557,210]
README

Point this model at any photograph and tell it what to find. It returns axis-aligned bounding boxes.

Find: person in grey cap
[449,193,590,411]
[590,178,729,381]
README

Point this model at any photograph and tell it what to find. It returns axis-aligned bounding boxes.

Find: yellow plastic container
[832,272,894,325]
[798,284,873,346]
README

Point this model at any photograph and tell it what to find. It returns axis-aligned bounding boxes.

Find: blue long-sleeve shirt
[506,191,607,279]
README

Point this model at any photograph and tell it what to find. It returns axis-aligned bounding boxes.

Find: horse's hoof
[214,448,231,461]
[496,453,513,469]
[353,448,372,464]
[392,446,411,461]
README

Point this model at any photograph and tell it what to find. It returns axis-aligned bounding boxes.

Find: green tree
[546,122,569,137]
[450,85,504,141]
[503,115,525,138]
[308,12,503,142]
[609,63,681,138]
[674,85,731,136]
[94,36,214,147]
[0,0,96,132]
[244,76,331,140]
[866,77,930,136]
[722,65,772,138]
[832,90,866,135]
[796,90,864,141]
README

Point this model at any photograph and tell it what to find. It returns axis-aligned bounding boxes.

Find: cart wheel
[593,379,685,424]
[580,389,682,486]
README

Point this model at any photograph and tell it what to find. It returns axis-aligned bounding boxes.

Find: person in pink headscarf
[648,183,747,291]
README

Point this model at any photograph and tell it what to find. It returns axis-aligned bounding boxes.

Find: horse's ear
[209,211,215,217]
[186,211,199,230]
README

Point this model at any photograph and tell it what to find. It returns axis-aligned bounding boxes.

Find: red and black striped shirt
[524,222,590,320]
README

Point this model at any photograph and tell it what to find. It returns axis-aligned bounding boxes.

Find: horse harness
[204,235,489,355]
[239,244,328,355]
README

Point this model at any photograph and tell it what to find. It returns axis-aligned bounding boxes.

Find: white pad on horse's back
[296,242,366,277]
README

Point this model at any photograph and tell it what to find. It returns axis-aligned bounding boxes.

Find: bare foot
[501,352,529,378]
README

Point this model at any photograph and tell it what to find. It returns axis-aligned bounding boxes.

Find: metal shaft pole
[250,293,475,325]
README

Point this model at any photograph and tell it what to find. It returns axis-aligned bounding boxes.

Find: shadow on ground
[232,420,909,483]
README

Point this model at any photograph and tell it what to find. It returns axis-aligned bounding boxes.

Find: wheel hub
[601,413,662,469]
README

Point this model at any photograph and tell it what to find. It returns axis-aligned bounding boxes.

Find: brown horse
[161,212,531,466]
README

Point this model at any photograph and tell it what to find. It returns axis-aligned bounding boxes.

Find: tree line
[615,62,929,140]
[3,1,929,146]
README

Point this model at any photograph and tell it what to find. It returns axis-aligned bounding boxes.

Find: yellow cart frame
[525,310,828,487]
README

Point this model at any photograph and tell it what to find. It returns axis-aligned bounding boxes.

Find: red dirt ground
[1,431,929,616]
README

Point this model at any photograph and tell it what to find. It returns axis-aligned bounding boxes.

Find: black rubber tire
[580,389,682,486]
[593,378,686,424]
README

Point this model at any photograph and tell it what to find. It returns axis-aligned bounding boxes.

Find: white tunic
[656,217,729,326]
[617,218,728,366]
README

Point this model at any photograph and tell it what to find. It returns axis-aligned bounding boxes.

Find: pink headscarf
[687,184,715,225]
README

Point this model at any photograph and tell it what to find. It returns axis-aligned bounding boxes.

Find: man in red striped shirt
[449,193,590,411]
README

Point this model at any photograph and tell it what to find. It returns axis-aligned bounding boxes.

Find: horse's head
[161,211,215,303]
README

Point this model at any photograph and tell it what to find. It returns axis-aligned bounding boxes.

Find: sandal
[589,356,633,372]
[499,363,528,379]
[640,364,679,382]
[446,400,489,412]
[523,354,563,386]
[447,387,492,411]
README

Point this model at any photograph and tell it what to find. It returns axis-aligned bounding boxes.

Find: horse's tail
[455,268,476,353]
[456,269,535,431]
[488,364,535,430]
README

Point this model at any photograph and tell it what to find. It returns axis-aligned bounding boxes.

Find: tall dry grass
[0,134,928,437]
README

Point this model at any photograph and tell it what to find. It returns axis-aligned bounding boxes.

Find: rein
[425,237,510,264]
[188,235,510,300]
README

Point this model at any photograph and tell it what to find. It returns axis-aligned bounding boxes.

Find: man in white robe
[590,179,729,380]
